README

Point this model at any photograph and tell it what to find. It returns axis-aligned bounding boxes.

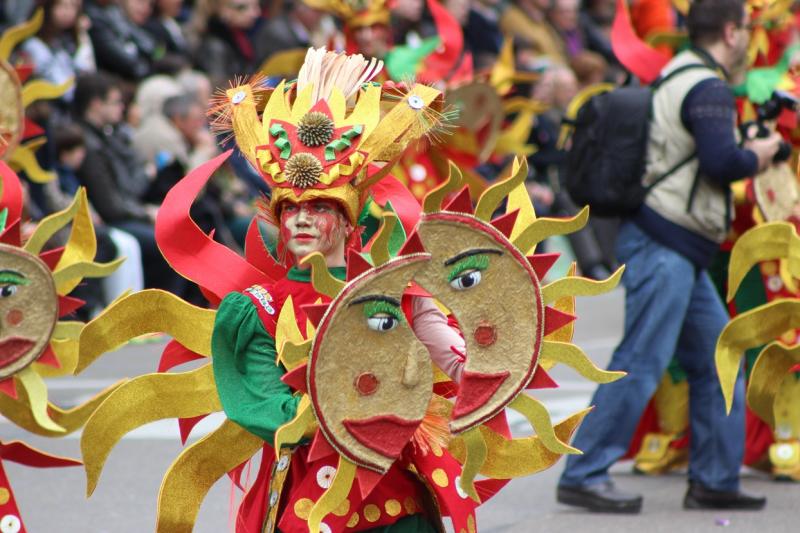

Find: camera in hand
[743,90,798,163]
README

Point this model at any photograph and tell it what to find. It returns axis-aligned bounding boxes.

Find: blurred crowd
[0,0,663,316]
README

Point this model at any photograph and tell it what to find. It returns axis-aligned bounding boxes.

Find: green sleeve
[212,291,300,444]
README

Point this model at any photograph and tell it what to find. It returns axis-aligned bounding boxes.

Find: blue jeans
[559,221,745,491]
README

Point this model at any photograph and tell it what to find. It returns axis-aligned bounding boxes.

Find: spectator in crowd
[52,124,145,308]
[20,0,96,106]
[254,1,324,63]
[193,0,262,89]
[84,0,155,80]
[557,0,781,513]
[145,0,192,59]
[73,72,183,293]
[547,0,614,63]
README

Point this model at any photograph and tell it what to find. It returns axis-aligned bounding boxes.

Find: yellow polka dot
[347,512,360,528]
[781,330,796,344]
[332,499,350,517]
[762,262,778,276]
[432,444,443,457]
[467,514,476,533]
[294,498,314,520]
[363,503,381,523]
[403,496,417,514]
[431,468,449,487]
[459,529,467,533]
[0,488,8,505]
[385,499,401,517]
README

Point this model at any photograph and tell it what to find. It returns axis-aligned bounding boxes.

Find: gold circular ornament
[384,499,401,517]
[363,504,381,523]
[0,61,23,161]
[308,255,433,473]
[0,244,58,379]
[285,152,323,188]
[298,111,335,147]
[754,164,800,222]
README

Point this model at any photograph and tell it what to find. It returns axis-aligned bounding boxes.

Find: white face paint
[279,199,350,264]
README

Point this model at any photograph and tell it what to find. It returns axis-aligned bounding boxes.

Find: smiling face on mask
[279,199,352,265]
[0,245,58,379]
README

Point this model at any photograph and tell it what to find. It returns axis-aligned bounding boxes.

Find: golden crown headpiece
[210,48,444,223]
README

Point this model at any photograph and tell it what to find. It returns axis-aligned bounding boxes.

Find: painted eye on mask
[362,299,405,333]
[447,253,490,291]
[0,285,18,298]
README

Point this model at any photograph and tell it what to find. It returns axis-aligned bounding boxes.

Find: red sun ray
[155,151,271,302]
[0,219,21,247]
[157,340,205,373]
[346,249,373,280]
[356,466,384,500]
[38,247,65,270]
[22,117,45,139]
[527,366,558,390]
[442,186,474,215]
[490,209,519,238]
[301,303,329,328]
[36,345,60,369]
[543,306,576,337]
[0,162,23,226]
[0,440,81,468]
[308,429,337,462]
[398,230,425,256]
[0,378,18,399]
[279,363,308,393]
[178,415,209,445]
[14,64,33,84]
[528,253,560,280]
[610,0,670,84]
[58,295,85,318]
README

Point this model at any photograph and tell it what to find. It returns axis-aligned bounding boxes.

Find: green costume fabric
[277,514,437,533]
[212,291,300,444]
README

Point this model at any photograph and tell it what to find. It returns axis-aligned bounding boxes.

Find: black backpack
[563,64,709,217]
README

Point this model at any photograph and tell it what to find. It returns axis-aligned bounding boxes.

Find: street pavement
[3,288,798,532]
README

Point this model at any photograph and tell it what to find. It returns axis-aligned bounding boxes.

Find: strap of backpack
[651,64,711,90]
[644,150,697,194]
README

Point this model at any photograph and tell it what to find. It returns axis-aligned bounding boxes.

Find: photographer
[557,0,780,514]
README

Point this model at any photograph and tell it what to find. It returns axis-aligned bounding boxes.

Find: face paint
[0,245,58,378]
[308,255,433,472]
[279,199,350,263]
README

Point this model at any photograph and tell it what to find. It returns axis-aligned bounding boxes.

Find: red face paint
[5,309,23,327]
[279,199,349,261]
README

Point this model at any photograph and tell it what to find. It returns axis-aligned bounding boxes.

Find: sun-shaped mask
[411,159,625,498]
[0,242,58,379]
[0,10,72,182]
[306,252,433,473]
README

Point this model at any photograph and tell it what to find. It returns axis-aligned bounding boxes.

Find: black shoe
[683,482,766,510]
[557,482,643,514]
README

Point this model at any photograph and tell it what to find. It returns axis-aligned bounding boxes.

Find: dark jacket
[77,121,152,224]
[85,1,155,79]
[194,16,258,88]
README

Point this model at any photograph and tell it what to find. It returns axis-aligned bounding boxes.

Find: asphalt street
[3,288,798,532]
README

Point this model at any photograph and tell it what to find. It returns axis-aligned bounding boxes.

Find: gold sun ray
[508,394,580,455]
[423,161,463,214]
[473,157,527,221]
[511,207,590,255]
[716,300,800,413]
[76,290,215,373]
[541,341,626,383]
[274,395,316,453]
[746,342,800,427]
[457,427,488,501]
[448,408,591,479]
[15,367,64,433]
[369,212,399,266]
[307,456,357,533]
[726,222,800,301]
[540,266,625,305]
[20,79,72,107]
[0,378,122,436]
[0,9,42,59]
[156,419,263,533]
[301,252,346,298]
[81,365,221,496]
[23,190,83,254]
